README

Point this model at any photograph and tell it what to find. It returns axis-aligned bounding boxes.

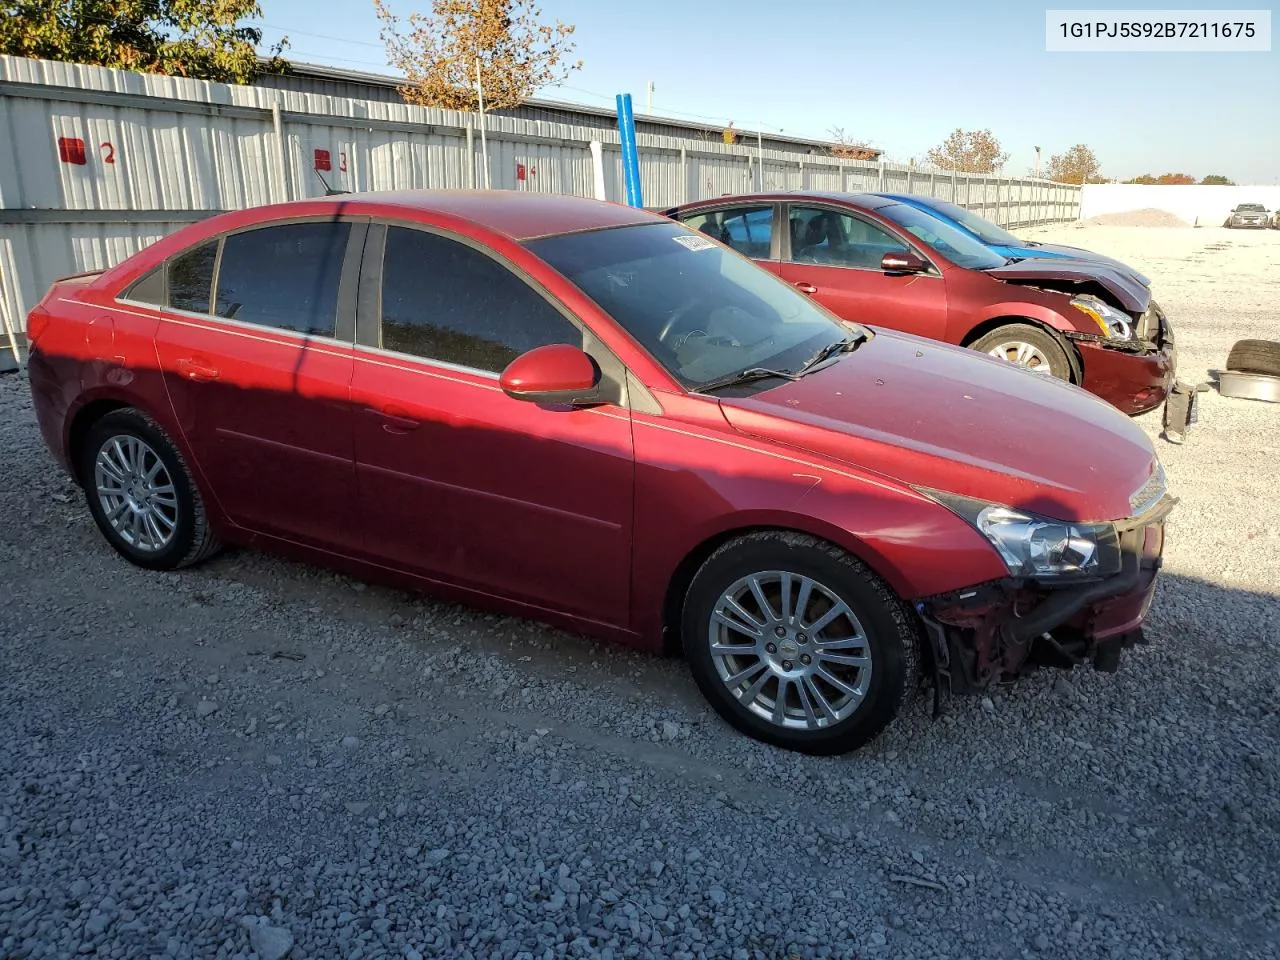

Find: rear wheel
[78,408,220,570]
[1225,339,1280,377]
[970,323,1073,381]
[682,532,921,755]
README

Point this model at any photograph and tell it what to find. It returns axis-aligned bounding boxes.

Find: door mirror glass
[880,250,928,274]
[500,344,603,405]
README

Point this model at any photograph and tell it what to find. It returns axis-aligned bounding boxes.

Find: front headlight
[1071,295,1134,340]
[919,488,1121,580]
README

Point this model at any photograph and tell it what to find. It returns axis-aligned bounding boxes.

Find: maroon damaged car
[664,192,1179,418]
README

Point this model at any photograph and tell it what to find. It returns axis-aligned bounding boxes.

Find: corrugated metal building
[0,55,1080,369]
[254,60,882,160]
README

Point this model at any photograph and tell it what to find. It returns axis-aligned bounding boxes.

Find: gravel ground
[2,224,1279,960]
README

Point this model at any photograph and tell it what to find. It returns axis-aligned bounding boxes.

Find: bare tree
[375,0,581,111]
[827,126,877,161]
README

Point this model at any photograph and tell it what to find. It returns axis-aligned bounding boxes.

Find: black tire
[969,322,1073,381]
[1225,339,1280,377]
[681,532,922,755]
[77,407,220,570]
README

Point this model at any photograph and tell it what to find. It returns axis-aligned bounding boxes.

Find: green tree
[925,128,1008,174]
[1045,144,1101,185]
[375,0,580,111]
[0,0,286,83]
[1200,174,1234,185]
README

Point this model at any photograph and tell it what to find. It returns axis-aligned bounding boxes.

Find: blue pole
[616,93,643,207]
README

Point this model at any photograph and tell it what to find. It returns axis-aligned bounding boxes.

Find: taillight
[26,307,51,344]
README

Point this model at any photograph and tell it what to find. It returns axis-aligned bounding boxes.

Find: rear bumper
[26,346,75,476]
[916,506,1170,694]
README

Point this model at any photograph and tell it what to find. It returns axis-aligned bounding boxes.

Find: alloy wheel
[987,340,1054,373]
[708,570,873,730]
[93,434,179,552]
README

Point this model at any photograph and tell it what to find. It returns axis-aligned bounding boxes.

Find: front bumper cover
[1065,301,1201,424]
[915,498,1172,709]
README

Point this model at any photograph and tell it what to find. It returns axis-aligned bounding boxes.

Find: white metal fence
[0,55,1082,366]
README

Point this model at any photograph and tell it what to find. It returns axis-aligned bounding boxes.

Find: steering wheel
[657,296,711,346]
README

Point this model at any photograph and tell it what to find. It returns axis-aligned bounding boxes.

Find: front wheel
[970,323,1073,380]
[682,532,921,755]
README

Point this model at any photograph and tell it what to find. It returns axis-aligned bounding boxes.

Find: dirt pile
[1079,208,1191,228]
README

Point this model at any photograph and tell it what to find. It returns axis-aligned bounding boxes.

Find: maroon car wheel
[682,532,921,755]
[970,323,1073,380]
[78,408,220,571]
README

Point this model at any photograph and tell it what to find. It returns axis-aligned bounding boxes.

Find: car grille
[1128,462,1168,518]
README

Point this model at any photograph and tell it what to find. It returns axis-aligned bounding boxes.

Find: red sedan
[664,192,1177,416]
[25,191,1173,754]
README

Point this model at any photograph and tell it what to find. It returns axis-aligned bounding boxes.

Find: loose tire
[681,532,921,755]
[78,408,220,570]
[1225,339,1280,377]
[970,323,1073,381]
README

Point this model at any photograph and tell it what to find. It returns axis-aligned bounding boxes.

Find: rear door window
[677,206,774,259]
[213,222,351,337]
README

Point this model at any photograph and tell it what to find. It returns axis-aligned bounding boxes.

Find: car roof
[673,190,901,213]
[237,190,663,241]
[874,192,947,208]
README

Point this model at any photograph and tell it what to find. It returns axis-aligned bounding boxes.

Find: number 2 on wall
[100,142,116,164]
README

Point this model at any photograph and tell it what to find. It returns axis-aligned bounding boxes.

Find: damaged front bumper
[1066,301,1192,423]
[915,496,1173,705]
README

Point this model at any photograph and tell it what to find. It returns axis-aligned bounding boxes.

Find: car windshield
[920,198,1023,246]
[1237,204,1265,211]
[874,203,1008,270]
[527,222,860,390]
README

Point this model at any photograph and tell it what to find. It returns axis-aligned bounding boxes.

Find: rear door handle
[177,358,220,382]
[793,282,817,295]
[365,405,420,433]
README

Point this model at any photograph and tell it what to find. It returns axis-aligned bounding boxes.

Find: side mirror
[881,250,928,274]
[500,343,603,406]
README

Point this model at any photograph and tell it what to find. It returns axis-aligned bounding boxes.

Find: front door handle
[793,282,817,295]
[365,405,420,433]
[177,358,220,382]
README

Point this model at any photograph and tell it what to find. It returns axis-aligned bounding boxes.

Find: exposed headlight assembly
[918,488,1121,580]
[1071,295,1134,340]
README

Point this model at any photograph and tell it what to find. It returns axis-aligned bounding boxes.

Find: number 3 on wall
[339,151,347,173]
[100,142,116,164]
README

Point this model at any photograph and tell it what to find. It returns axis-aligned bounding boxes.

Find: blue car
[872,193,1151,288]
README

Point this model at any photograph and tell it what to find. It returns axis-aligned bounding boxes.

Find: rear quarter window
[168,241,218,314]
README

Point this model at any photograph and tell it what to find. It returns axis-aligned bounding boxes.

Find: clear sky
[250,0,1280,183]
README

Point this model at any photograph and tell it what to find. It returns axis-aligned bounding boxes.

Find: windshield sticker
[672,234,718,252]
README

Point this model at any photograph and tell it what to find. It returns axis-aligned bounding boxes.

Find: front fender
[628,414,1006,646]
[971,299,1088,336]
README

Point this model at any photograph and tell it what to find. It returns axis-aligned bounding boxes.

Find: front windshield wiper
[698,366,801,393]
[794,334,866,376]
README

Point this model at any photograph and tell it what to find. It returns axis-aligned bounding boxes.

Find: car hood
[1017,242,1151,287]
[717,330,1159,523]
[983,257,1151,314]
